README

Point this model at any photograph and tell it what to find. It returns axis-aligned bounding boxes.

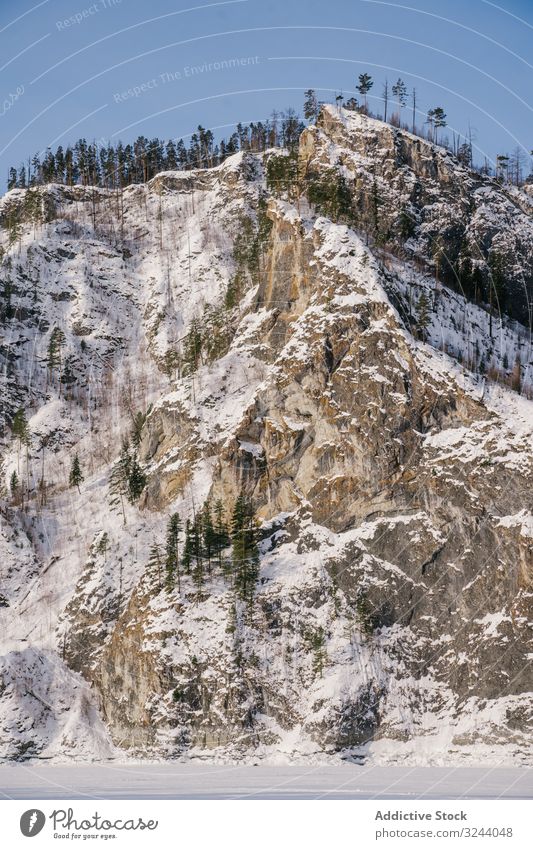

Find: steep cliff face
[1,110,532,764]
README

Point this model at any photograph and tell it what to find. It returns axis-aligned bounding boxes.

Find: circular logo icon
[20,809,46,837]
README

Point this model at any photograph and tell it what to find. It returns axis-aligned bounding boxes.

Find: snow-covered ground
[0,764,531,799]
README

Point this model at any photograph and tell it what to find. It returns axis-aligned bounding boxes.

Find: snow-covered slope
[0,111,532,765]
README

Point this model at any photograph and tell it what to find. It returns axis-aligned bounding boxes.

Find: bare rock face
[89,196,533,763]
[1,109,533,764]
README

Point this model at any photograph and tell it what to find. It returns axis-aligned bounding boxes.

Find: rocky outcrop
[300,107,533,323]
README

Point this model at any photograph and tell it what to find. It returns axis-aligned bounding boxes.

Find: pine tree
[162,349,181,383]
[416,291,431,341]
[201,501,216,575]
[307,167,352,222]
[489,251,507,326]
[127,452,146,503]
[213,499,230,573]
[392,78,408,123]
[303,89,318,121]
[149,542,163,591]
[12,407,31,498]
[496,154,510,182]
[95,531,109,562]
[165,140,178,170]
[7,214,21,249]
[165,513,182,592]
[191,512,204,594]
[183,317,203,373]
[69,453,84,492]
[457,142,473,168]
[12,407,30,473]
[130,411,146,448]
[7,167,17,190]
[432,107,447,144]
[426,109,435,141]
[47,327,66,393]
[109,439,131,524]
[356,73,373,111]
[231,494,247,559]
[31,154,41,185]
[9,470,19,501]
[458,251,474,299]
[307,626,327,678]
[55,146,65,184]
[398,206,415,240]
[370,176,382,238]
[181,519,193,574]
[231,494,259,604]
[24,188,43,235]
[266,150,299,201]
[12,407,29,450]
[472,265,484,303]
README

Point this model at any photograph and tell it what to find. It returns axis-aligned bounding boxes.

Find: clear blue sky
[0,0,532,186]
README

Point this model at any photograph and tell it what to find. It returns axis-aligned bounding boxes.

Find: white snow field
[0,764,531,799]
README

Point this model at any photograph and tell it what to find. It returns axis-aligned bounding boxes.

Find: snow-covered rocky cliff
[1,106,532,765]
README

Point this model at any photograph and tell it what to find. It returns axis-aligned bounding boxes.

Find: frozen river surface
[0,764,532,799]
